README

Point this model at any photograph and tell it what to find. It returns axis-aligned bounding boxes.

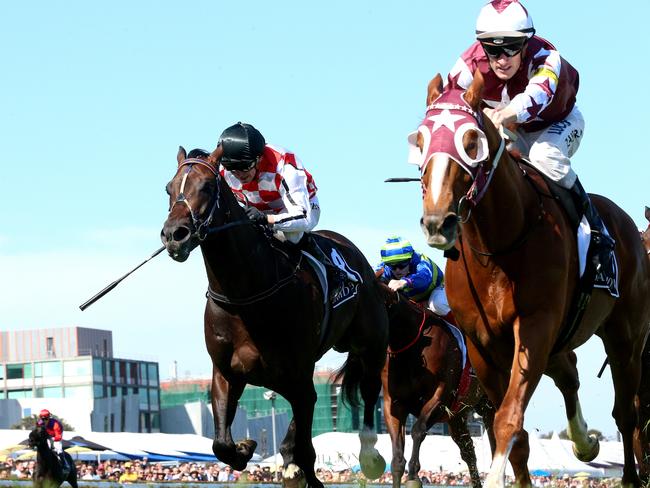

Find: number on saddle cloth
[303,235,363,309]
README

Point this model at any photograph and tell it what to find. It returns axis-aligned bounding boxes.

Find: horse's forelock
[187,148,210,159]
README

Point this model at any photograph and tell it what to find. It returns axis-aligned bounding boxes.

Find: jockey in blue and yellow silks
[376,236,450,316]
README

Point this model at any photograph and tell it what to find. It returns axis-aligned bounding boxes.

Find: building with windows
[0,327,160,433]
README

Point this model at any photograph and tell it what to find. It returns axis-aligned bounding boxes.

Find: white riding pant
[511,105,585,189]
[427,284,451,316]
[53,440,63,454]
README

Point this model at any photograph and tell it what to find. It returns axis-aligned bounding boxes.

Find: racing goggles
[390,260,410,271]
[481,41,525,59]
[223,158,258,172]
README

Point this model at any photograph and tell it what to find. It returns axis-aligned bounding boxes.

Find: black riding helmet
[218,122,266,171]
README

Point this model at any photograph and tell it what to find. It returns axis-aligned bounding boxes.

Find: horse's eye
[165,183,172,196]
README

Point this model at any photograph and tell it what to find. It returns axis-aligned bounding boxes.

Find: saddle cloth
[303,235,363,309]
[577,217,619,297]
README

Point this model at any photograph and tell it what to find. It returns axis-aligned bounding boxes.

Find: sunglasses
[391,261,410,270]
[482,42,524,59]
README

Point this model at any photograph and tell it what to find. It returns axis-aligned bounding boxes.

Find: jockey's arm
[507,49,562,123]
[51,419,63,441]
[269,164,315,233]
[404,260,434,290]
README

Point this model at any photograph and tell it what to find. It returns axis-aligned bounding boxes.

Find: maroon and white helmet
[475,0,535,43]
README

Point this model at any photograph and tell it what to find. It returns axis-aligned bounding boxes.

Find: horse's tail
[333,353,365,407]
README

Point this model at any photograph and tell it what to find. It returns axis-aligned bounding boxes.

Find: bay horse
[161,147,388,488]
[28,426,77,488]
[413,72,650,487]
[377,279,494,488]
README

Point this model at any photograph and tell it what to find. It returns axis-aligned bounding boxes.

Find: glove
[245,206,268,226]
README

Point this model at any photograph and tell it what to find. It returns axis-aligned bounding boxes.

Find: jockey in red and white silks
[221,142,320,244]
[448,0,582,190]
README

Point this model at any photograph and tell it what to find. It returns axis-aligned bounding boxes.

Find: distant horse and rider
[376,278,495,488]
[161,145,389,488]
[28,426,77,488]
[414,72,650,487]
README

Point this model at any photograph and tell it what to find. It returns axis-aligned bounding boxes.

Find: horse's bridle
[172,158,253,240]
[420,101,506,223]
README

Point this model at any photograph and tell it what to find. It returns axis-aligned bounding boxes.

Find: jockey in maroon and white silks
[443,0,614,268]
[448,0,583,190]
[221,144,319,244]
[449,36,579,134]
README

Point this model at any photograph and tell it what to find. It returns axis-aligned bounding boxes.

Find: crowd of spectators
[0,456,626,486]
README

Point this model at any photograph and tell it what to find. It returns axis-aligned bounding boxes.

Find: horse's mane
[187,148,210,159]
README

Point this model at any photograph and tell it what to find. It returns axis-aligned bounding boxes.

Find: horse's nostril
[172,227,190,242]
[441,215,458,234]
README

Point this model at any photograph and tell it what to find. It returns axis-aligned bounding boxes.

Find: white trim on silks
[577,216,590,278]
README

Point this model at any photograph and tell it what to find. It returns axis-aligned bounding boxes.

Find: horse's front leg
[448,412,481,488]
[482,314,555,488]
[382,369,407,488]
[210,366,254,470]
[281,382,323,488]
[407,390,445,488]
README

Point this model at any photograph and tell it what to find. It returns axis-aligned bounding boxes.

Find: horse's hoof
[360,449,386,480]
[572,434,600,462]
[406,479,423,488]
[230,439,258,470]
[282,463,306,488]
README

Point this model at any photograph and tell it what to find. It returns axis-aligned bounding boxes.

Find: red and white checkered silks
[221,144,317,213]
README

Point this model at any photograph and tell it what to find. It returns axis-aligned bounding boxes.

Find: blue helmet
[381,236,414,265]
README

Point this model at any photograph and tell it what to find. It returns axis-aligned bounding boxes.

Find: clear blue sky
[2,1,648,438]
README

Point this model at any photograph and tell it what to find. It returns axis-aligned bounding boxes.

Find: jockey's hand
[245,206,269,226]
[483,105,517,131]
[388,279,407,292]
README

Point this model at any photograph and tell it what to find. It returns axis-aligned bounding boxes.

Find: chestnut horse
[377,280,495,488]
[28,426,78,488]
[413,73,650,487]
[161,147,388,488]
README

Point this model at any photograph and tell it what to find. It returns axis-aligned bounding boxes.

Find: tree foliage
[10,414,74,431]
[558,428,604,441]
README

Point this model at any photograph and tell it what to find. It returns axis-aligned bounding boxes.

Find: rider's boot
[300,233,348,290]
[58,452,68,473]
[570,178,615,272]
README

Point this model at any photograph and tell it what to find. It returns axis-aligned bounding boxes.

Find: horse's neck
[463,154,534,252]
[389,300,429,343]
[200,224,280,296]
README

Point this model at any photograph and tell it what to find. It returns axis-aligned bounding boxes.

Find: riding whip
[79,245,165,311]
[384,177,420,183]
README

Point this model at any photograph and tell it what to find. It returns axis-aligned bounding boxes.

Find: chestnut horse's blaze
[411,73,650,488]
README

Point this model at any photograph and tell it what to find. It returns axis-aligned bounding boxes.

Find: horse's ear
[464,70,484,111]
[207,144,224,165]
[426,74,444,107]
[645,206,650,221]
[177,146,187,165]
